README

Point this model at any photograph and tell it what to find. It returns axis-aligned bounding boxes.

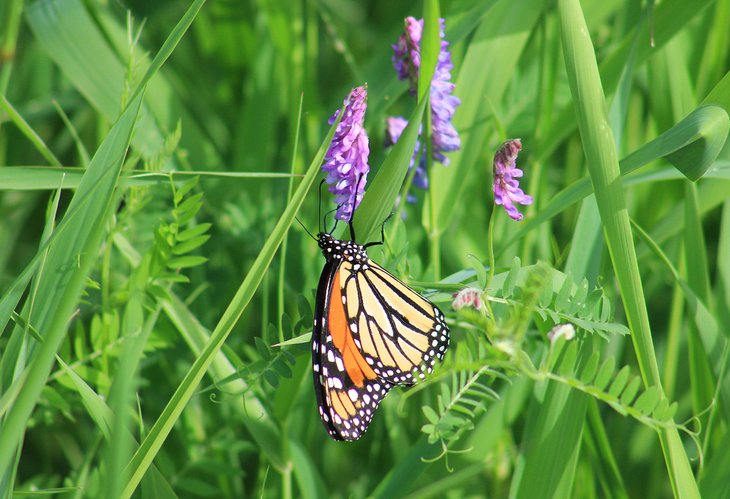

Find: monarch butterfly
[312,222,450,441]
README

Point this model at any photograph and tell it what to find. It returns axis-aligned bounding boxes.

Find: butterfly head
[317,233,368,264]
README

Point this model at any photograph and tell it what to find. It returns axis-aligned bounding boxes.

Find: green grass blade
[696,0,730,97]
[0,95,62,166]
[513,198,605,498]
[683,181,716,420]
[54,343,176,497]
[25,0,217,167]
[418,0,440,104]
[161,293,282,465]
[556,0,699,496]
[510,365,589,498]
[289,440,327,499]
[55,357,113,439]
[371,436,439,498]
[353,96,427,243]
[0,167,298,191]
[633,221,730,420]
[103,299,160,499]
[702,69,730,111]
[0,0,24,94]
[127,0,206,105]
[584,400,629,498]
[718,201,730,331]
[699,416,730,497]
[0,92,143,476]
[640,179,730,263]
[536,0,717,160]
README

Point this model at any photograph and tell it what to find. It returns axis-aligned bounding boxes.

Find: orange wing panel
[328,267,376,386]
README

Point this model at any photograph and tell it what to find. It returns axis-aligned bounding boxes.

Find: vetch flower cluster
[492,139,533,221]
[388,16,461,193]
[323,86,370,221]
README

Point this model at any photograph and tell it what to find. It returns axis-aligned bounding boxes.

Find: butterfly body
[312,232,449,441]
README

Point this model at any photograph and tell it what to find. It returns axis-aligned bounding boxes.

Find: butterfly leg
[363,212,394,249]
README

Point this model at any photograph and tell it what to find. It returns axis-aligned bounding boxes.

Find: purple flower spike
[392,17,460,165]
[493,139,533,221]
[323,86,370,221]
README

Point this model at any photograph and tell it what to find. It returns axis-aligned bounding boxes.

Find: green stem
[484,205,497,322]
[277,94,304,343]
[0,0,24,95]
[428,185,441,279]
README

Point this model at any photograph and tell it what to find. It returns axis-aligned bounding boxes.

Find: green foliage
[420,259,671,471]
[231,333,305,392]
[2,0,729,497]
[524,340,682,429]
[420,365,498,449]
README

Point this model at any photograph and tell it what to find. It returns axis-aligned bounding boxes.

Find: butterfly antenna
[323,207,338,234]
[296,216,317,241]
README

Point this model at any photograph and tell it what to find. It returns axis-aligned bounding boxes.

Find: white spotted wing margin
[312,258,393,441]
